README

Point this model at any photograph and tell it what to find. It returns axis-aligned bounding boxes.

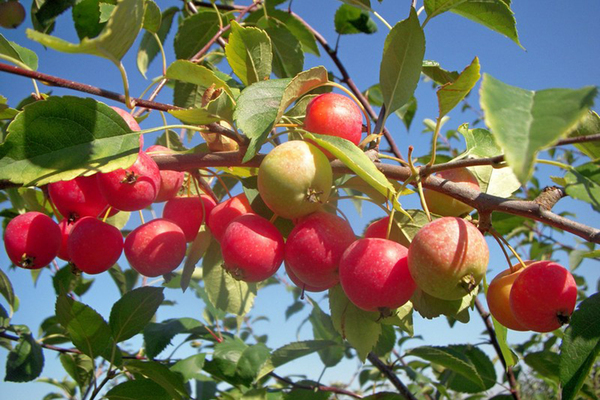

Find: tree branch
[269,371,364,399]
[368,352,417,400]
[474,299,521,400]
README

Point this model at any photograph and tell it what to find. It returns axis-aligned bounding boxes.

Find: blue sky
[1,0,599,398]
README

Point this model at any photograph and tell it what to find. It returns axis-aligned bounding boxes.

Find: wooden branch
[368,352,418,400]
[269,372,364,399]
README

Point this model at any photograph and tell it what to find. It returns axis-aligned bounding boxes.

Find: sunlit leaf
[0,34,38,70]
[437,57,480,117]
[109,286,164,342]
[225,20,272,86]
[137,7,178,79]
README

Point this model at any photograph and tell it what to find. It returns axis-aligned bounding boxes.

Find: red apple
[124,218,187,277]
[304,93,363,147]
[0,1,26,29]
[364,216,410,247]
[285,211,355,289]
[145,145,185,202]
[509,260,577,333]
[486,262,533,331]
[407,217,489,300]
[339,238,415,312]
[221,214,284,282]
[110,106,143,148]
[48,175,112,220]
[163,195,217,242]
[284,263,330,293]
[207,193,253,242]
[68,217,123,275]
[4,212,61,269]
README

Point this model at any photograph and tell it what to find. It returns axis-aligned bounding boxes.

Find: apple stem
[408,146,432,222]
[138,210,145,225]
[101,207,113,223]
[269,213,278,224]
[490,230,516,273]
[490,228,528,272]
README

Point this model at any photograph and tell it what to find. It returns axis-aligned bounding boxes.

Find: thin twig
[269,371,363,399]
[367,352,417,400]
[474,299,521,400]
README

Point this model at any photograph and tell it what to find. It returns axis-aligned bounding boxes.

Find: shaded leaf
[480,74,597,184]
[567,110,600,160]
[261,18,304,79]
[262,10,319,56]
[560,293,600,400]
[339,0,372,11]
[202,240,257,315]
[181,229,211,292]
[225,20,272,86]
[329,285,381,361]
[491,316,518,367]
[174,10,220,60]
[4,333,44,382]
[0,268,16,313]
[105,378,171,400]
[27,0,145,63]
[365,84,417,130]
[563,162,600,212]
[204,337,271,386]
[170,353,206,382]
[525,351,560,381]
[411,287,476,323]
[137,7,178,78]
[379,8,425,123]
[124,359,188,399]
[143,318,204,359]
[0,96,140,186]
[72,0,105,40]
[59,353,94,395]
[422,60,459,85]
[276,66,329,122]
[310,302,345,367]
[109,286,164,343]
[335,4,377,35]
[142,0,161,33]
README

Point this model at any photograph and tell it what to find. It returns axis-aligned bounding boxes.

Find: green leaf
[303,133,406,216]
[491,316,518,367]
[173,10,221,60]
[452,0,522,48]
[225,20,273,86]
[411,287,476,323]
[137,7,177,79]
[0,268,16,314]
[55,292,113,361]
[260,18,304,79]
[170,353,206,382]
[380,302,414,336]
[108,264,139,296]
[27,0,145,63]
[560,293,600,400]
[0,95,19,120]
[105,378,171,400]
[437,57,480,117]
[125,359,188,399]
[0,34,39,70]
[234,78,292,162]
[202,240,257,315]
[525,351,560,382]
[480,74,597,184]
[0,96,140,186]
[567,110,600,160]
[309,302,345,367]
[263,10,320,56]
[335,4,377,35]
[407,344,495,392]
[257,340,340,379]
[166,60,235,100]
[276,66,329,122]
[422,60,459,85]
[204,337,271,386]
[4,333,44,382]
[379,8,425,123]
[142,0,161,33]
[168,108,221,125]
[72,0,105,40]
[143,318,204,359]
[59,353,94,395]
[329,285,381,362]
[31,0,73,35]
[181,229,211,292]
[423,0,467,21]
[109,286,164,343]
[457,125,521,198]
[563,162,600,212]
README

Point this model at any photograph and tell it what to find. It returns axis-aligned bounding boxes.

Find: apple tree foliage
[0,0,599,399]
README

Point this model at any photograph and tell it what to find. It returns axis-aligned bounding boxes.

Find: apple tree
[0,0,599,399]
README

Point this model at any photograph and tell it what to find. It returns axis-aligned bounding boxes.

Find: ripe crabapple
[339,238,415,313]
[423,168,480,217]
[48,175,112,220]
[4,212,61,269]
[96,151,161,211]
[0,1,26,29]
[145,145,185,202]
[163,195,217,242]
[124,218,187,277]
[285,211,356,289]
[221,214,284,282]
[207,193,253,242]
[509,260,578,333]
[57,218,75,261]
[258,140,332,219]
[284,263,331,293]
[304,93,363,147]
[68,217,123,274]
[407,217,489,300]
[486,262,534,331]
